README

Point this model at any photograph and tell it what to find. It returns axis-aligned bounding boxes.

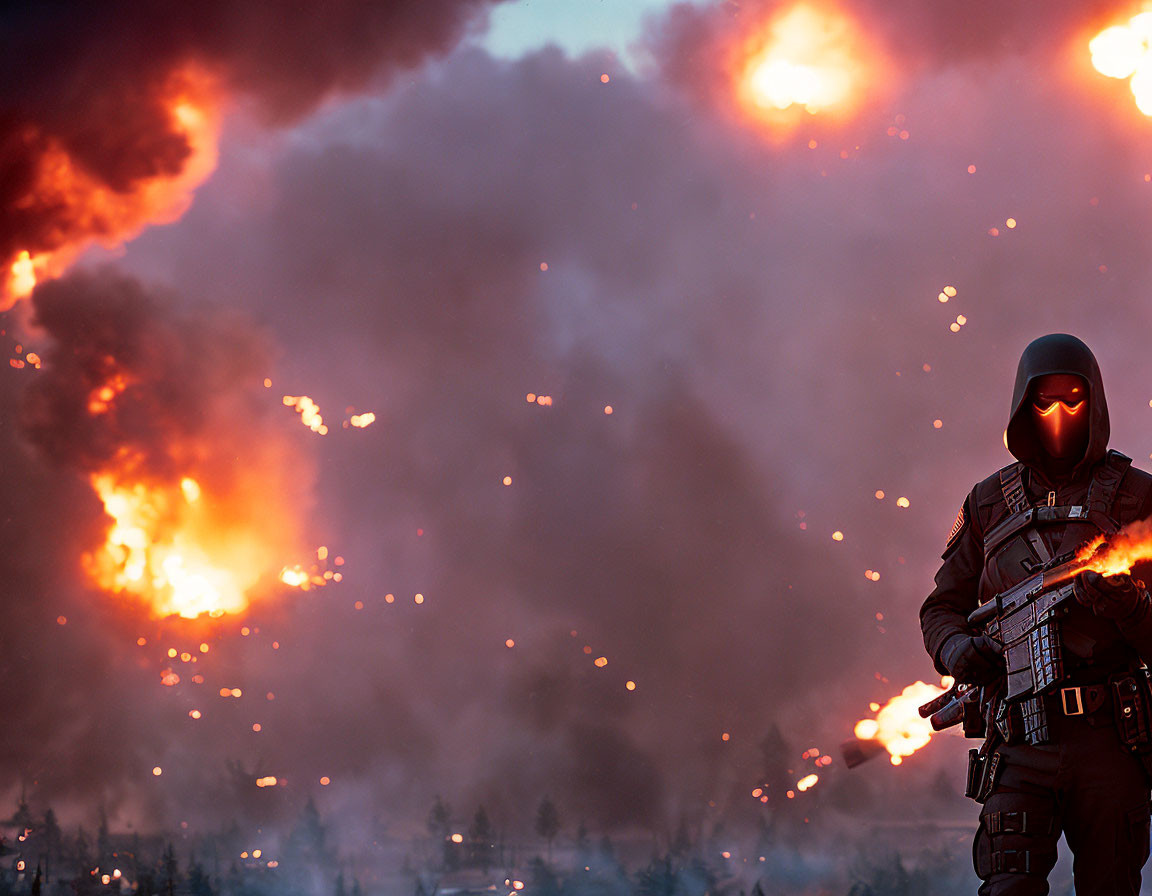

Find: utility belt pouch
[964,749,985,800]
[965,748,1001,804]
[992,696,1021,744]
[1113,673,1152,749]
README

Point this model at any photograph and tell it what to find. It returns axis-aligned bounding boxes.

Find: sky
[480,0,675,62]
[5,0,1152,888]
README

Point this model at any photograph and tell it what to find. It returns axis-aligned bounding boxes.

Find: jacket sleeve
[920,492,984,675]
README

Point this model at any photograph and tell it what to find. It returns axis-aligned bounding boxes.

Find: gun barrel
[918,686,959,719]
[968,600,999,627]
[929,696,967,731]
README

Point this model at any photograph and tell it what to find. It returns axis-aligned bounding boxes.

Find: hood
[1005,333,1109,479]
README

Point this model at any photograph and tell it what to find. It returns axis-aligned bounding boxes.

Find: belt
[1052,683,1110,717]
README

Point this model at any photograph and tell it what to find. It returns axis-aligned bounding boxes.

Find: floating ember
[283,395,328,434]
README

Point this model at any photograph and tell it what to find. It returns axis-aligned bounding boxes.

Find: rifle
[918,549,1092,728]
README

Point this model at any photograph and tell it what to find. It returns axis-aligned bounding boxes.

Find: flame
[737,3,876,125]
[86,469,327,617]
[1075,517,1152,578]
[1090,13,1152,115]
[1,65,222,308]
[85,475,251,618]
[853,679,949,765]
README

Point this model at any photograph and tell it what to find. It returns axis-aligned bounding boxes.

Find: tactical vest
[979,450,1133,744]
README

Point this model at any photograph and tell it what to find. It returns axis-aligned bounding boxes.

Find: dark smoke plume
[0,0,503,277]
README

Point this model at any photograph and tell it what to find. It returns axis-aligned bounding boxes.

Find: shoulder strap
[999,463,1028,514]
[1085,450,1131,533]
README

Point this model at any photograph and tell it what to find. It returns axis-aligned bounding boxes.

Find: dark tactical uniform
[921,335,1152,895]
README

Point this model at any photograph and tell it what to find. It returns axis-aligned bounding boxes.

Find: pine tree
[97,806,112,874]
[187,858,214,896]
[426,796,457,871]
[534,797,560,864]
[162,842,178,896]
[468,806,494,872]
[574,820,591,868]
[43,809,62,871]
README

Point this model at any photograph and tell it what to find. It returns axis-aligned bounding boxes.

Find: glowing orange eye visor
[1033,399,1086,416]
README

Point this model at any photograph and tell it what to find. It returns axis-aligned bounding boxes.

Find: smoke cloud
[0,0,503,300]
[7,3,1152,887]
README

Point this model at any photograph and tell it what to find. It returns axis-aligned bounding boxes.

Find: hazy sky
[481,0,676,62]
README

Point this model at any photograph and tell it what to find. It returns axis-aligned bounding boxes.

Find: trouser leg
[973,745,1060,896]
[1061,724,1150,896]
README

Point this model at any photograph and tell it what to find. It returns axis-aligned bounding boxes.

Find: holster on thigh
[973,800,1059,881]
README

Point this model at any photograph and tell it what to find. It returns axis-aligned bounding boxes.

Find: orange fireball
[1090,13,1152,116]
[735,3,879,128]
[2,65,221,308]
[853,678,951,765]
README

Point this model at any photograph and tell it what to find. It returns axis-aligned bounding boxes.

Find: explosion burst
[735,3,878,126]
[1090,12,1152,115]
[2,65,222,308]
[22,269,319,619]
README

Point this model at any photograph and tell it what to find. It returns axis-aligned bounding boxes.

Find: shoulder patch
[946,503,967,549]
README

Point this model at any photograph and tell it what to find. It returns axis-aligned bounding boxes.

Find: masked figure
[920,334,1152,895]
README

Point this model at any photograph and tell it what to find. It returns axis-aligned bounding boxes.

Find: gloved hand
[1074,570,1149,622]
[939,633,1003,685]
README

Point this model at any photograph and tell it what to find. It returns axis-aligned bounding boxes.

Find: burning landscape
[8,0,1152,894]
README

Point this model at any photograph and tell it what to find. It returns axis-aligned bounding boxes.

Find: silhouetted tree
[43,808,62,871]
[426,796,456,871]
[468,806,494,872]
[574,820,591,868]
[97,807,111,872]
[427,797,451,839]
[335,870,347,896]
[534,797,560,862]
[188,858,214,896]
[162,842,178,896]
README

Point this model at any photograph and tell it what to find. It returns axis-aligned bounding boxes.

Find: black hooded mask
[1005,334,1109,480]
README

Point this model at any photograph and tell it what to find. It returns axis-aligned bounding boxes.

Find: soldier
[920,333,1152,895]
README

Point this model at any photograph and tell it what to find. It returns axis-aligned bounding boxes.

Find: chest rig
[979,450,1130,744]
